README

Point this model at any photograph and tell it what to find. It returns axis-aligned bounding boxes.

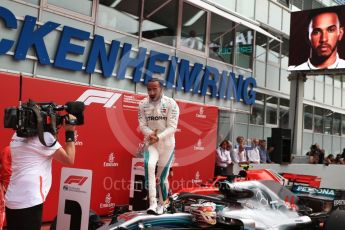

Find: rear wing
[292,184,337,199]
[282,173,321,188]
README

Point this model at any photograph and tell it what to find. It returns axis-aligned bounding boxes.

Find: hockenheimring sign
[0,6,256,105]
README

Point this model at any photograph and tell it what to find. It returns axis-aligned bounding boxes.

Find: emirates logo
[74,130,83,146]
[108,153,115,163]
[196,107,206,118]
[195,171,200,180]
[192,171,202,184]
[194,139,205,151]
[100,193,115,208]
[103,152,119,167]
[105,193,111,204]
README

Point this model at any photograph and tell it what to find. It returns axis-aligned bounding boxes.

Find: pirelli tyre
[324,209,345,230]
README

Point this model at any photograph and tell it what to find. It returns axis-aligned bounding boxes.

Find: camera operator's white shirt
[5,132,61,209]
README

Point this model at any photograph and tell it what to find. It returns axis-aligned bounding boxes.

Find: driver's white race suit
[138,95,179,213]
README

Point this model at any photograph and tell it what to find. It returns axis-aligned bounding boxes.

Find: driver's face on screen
[310,12,343,58]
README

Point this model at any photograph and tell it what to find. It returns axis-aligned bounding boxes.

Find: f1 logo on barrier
[64,175,88,185]
[77,89,122,108]
[57,168,92,230]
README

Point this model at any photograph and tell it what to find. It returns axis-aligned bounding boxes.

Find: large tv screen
[288,5,345,71]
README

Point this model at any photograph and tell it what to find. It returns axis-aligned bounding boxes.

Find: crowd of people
[215,138,345,177]
[214,136,274,176]
[306,143,345,165]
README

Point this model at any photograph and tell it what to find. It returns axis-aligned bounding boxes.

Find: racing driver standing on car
[138,77,180,215]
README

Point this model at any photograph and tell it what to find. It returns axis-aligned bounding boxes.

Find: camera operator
[5,114,77,230]
[0,146,11,230]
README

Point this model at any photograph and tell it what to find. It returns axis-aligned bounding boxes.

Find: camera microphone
[65,101,85,125]
[65,101,85,115]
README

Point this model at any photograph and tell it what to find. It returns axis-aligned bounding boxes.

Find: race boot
[156,204,165,215]
[157,200,169,215]
[147,197,157,215]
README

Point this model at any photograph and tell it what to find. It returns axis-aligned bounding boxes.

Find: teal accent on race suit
[144,150,150,189]
[160,150,175,201]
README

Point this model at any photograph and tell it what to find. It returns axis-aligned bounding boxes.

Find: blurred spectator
[341,148,345,159]
[246,138,260,164]
[324,154,335,166]
[181,30,203,51]
[335,154,344,164]
[231,136,248,164]
[307,143,325,164]
[258,139,273,163]
[215,140,233,176]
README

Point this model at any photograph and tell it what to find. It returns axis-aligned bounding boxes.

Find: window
[342,114,345,135]
[266,96,278,125]
[268,2,282,30]
[302,0,312,10]
[303,105,313,130]
[280,97,289,107]
[235,113,249,124]
[47,0,93,16]
[267,39,280,64]
[212,0,236,11]
[255,0,268,24]
[324,76,333,105]
[218,110,231,144]
[314,107,323,133]
[237,0,254,19]
[17,0,39,4]
[250,93,264,125]
[323,109,332,135]
[334,76,341,107]
[255,33,267,62]
[235,25,253,69]
[181,3,206,52]
[314,75,324,103]
[279,98,289,129]
[278,0,289,7]
[98,0,140,35]
[281,38,289,69]
[142,0,178,46]
[304,76,314,100]
[291,0,303,9]
[266,64,280,90]
[282,10,290,34]
[333,113,341,136]
[342,75,345,108]
[209,13,235,64]
[311,1,323,9]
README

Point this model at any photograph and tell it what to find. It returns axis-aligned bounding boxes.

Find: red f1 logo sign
[64,175,88,185]
[77,89,122,108]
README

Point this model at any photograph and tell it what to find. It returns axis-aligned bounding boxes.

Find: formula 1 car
[103,180,312,229]
[49,166,343,230]
[290,184,345,229]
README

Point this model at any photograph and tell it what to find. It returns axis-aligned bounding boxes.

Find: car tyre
[324,209,345,230]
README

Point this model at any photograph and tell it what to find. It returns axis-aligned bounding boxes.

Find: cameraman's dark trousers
[6,203,43,230]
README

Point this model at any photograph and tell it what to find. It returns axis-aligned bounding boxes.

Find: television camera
[4,100,84,146]
[3,74,85,146]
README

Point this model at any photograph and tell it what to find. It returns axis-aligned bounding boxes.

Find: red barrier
[0,73,218,221]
